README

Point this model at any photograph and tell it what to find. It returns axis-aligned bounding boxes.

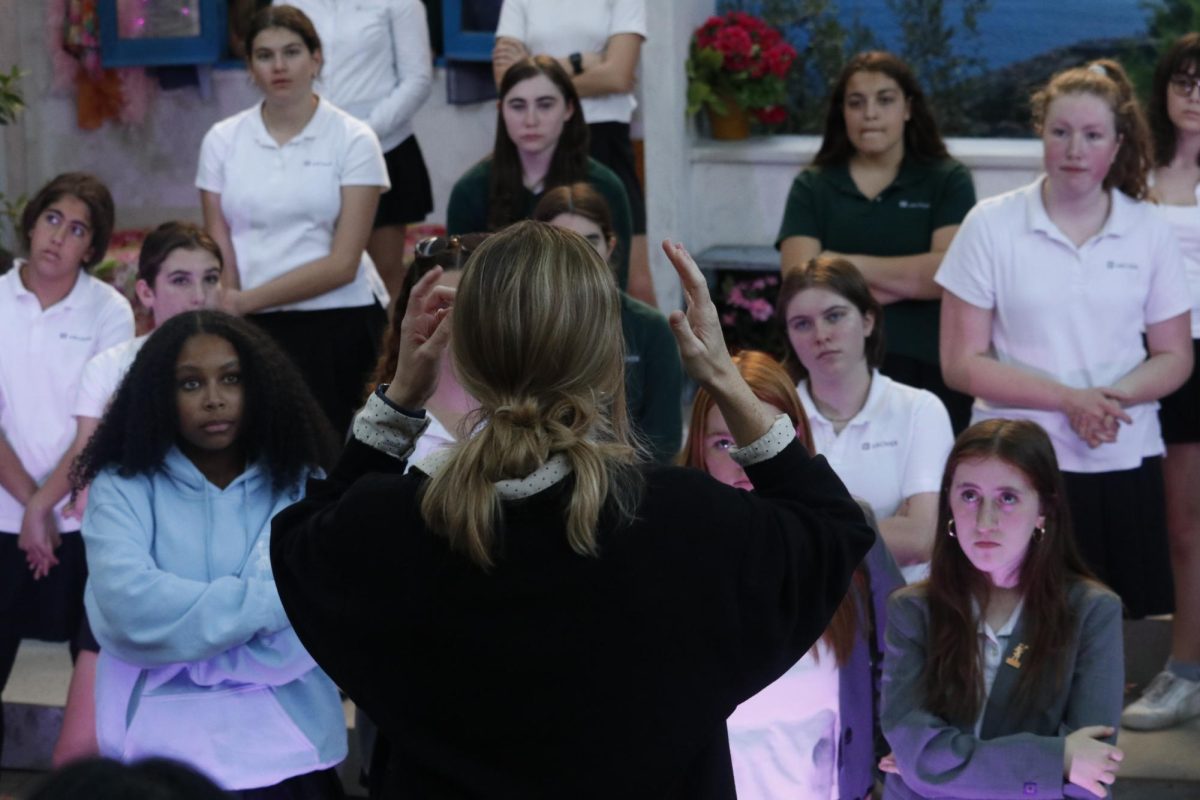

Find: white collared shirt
[495,0,646,125]
[0,265,134,532]
[973,596,1026,736]
[196,97,390,313]
[74,334,148,420]
[936,178,1192,472]
[799,371,953,581]
[1147,180,1200,338]
[280,0,433,152]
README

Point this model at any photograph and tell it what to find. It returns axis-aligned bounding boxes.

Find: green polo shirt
[775,157,976,364]
[621,293,683,463]
[446,157,634,290]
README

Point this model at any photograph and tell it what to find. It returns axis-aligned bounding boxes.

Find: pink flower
[748,298,774,322]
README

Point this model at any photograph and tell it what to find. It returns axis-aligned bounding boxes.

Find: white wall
[0,0,495,232]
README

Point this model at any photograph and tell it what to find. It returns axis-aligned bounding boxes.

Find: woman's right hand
[1064,725,1123,796]
[662,240,735,391]
[385,267,455,411]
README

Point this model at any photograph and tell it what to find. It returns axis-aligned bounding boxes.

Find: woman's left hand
[385,266,455,410]
[18,502,60,580]
[878,752,901,776]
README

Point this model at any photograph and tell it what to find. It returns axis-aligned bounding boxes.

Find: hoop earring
[1033,525,1046,543]
[948,519,957,538]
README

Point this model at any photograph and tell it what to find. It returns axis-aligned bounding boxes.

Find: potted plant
[0,65,26,273]
[685,11,797,140]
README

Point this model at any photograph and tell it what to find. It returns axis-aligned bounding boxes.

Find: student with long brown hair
[683,349,902,800]
[881,419,1125,798]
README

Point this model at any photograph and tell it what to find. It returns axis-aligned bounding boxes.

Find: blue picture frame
[98,0,226,68]
[441,0,497,62]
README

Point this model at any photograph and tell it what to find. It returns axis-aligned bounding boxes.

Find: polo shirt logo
[862,440,899,450]
[58,332,93,341]
[897,200,930,209]
[303,160,334,167]
[1105,260,1138,271]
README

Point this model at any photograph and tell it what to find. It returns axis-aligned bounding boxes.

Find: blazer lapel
[979,611,1032,739]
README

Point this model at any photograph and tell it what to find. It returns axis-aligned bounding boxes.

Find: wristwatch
[569,52,584,76]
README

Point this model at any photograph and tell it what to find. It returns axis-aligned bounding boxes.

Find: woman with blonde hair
[683,349,902,800]
[270,223,875,798]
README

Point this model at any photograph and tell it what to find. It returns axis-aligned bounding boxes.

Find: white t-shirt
[1148,183,1200,338]
[0,266,134,532]
[281,0,433,152]
[800,371,952,581]
[728,638,839,800]
[495,0,645,125]
[936,178,1192,473]
[73,335,148,420]
[196,97,390,313]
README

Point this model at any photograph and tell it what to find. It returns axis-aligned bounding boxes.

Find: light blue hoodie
[82,447,346,790]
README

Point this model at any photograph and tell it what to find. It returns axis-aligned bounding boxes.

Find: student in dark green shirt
[776,51,976,432]
[447,56,634,290]
[534,185,682,463]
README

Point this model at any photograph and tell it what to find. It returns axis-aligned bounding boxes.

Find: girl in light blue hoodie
[72,310,347,796]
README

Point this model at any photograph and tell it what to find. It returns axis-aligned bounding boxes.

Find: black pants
[880,352,974,436]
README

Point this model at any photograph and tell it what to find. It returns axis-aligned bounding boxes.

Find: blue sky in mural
[837,0,1147,68]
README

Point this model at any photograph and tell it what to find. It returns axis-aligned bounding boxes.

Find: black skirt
[588,121,646,235]
[375,134,434,228]
[1160,338,1200,444]
[0,531,88,647]
[1062,456,1172,618]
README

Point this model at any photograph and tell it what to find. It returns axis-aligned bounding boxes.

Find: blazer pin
[1006,643,1029,669]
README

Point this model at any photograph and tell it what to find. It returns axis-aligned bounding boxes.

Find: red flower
[695,16,723,49]
[763,42,796,78]
[755,105,788,126]
[715,25,753,71]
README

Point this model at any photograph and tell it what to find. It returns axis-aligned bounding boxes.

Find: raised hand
[662,239,734,390]
[385,266,455,411]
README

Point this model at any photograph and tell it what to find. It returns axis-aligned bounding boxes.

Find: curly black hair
[73,310,337,491]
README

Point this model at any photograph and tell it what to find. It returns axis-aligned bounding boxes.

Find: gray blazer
[880,580,1123,799]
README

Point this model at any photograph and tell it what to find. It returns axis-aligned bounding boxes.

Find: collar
[800,369,890,429]
[415,448,573,501]
[824,156,924,198]
[251,96,328,148]
[5,259,87,311]
[1024,176,1138,242]
[972,595,1026,643]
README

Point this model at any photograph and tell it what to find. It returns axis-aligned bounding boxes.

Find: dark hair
[137,221,224,286]
[488,56,590,232]
[923,418,1098,724]
[531,183,616,243]
[776,256,885,379]
[73,310,337,492]
[20,172,115,270]
[1031,59,1152,199]
[813,51,949,168]
[27,757,228,800]
[368,233,491,394]
[244,4,322,57]
[1150,33,1200,167]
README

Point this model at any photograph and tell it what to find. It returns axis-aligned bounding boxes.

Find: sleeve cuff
[351,387,430,461]
[729,414,795,467]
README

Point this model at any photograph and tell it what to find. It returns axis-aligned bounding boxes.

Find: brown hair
[681,350,861,666]
[367,233,490,395]
[923,418,1098,724]
[813,51,949,168]
[531,183,615,245]
[20,172,115,270]
[488,57,590,232]
[419,221,641,569]
[776,256,885,380]
[244,5,322,58]
[1030,59,1152,199]
[1150,34,1200,167]
[136,221,223,286]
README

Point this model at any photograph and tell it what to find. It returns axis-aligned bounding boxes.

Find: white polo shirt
[196,97,390,313]
[1148,183,1200,338]
[0,265,134,533]
[936,178,1191,473]
[495,0,646,125]
[73,334,148,420]
[282,0,433,152]
[799,371,953,556]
